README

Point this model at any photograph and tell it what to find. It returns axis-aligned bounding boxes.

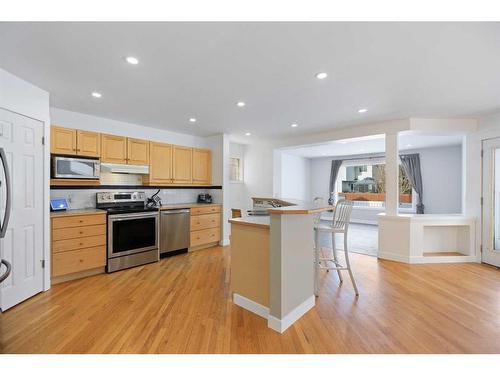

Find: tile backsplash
[51,188,222,209]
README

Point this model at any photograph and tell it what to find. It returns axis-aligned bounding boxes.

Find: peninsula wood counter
[229,201,331,333]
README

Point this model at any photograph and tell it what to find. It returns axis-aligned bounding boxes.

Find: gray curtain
[328,160,343,205]
[400,153,424,214]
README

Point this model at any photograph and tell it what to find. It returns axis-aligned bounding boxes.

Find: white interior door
[482,137,500,267]
[0,108,45,311]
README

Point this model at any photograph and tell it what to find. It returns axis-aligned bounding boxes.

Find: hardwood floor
[1,246,500,353]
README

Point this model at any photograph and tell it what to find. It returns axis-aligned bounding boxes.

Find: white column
[385,132,399,215]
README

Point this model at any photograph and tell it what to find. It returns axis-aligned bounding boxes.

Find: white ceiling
[0,22,499,138]
[283,134,463,158]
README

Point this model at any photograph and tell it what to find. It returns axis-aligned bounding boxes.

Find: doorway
[482,137,500,267]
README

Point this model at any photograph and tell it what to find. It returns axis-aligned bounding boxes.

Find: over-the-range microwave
[52,155,100,179]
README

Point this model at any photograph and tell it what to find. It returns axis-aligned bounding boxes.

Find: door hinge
[481,149,484,158]
[41,259,45,268]
[480,245,483,254]
[41,136,45,145]
[481,197,484,206]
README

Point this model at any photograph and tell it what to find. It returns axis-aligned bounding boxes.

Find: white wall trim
[267,295,315,334]
[233,293,269,319]
[409,255,479,264]
[378,251,411,263]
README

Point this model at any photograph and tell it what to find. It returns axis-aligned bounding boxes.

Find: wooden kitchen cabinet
[192,148,212,184]
[51,126,77,155]
[189,205,221,250]
[51,211,107,283]
[148,141,173,184]
[127,138,149,165]
[76,130,100,157]
[101,134,127,164]
[172,145,192,184]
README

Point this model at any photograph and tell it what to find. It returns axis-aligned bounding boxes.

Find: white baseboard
[410,255,478,264]
[233,293,269,319]
[267,295,315,334]
[378,251,410,263]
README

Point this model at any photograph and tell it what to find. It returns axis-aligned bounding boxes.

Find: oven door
[108,212,159,258]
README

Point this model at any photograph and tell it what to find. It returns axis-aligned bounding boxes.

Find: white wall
[51,108,210,149]
[0,68,51,291]
[243,142,275,203]
[279,153,311,201]
[404,145,463,214]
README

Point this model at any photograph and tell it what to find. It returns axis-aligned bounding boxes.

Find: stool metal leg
[343,231,359,296]
[331,231,343,284]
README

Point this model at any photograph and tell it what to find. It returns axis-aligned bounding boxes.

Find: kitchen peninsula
[229,198,331,333]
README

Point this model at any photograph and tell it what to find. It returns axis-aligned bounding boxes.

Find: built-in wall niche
[422,225,471,256]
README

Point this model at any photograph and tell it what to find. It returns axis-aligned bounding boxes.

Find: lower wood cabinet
[189,205,221,250]
[51,212,107,282]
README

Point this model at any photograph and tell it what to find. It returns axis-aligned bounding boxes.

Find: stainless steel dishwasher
[160,209,190,256]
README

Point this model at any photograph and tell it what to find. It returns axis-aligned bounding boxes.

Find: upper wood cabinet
[51,125,213,186]
[172,146,193,184]
[127,138,149,165]
[192,149,212,185]
[76,130,100,157]
[148,142,173,184]
[51,126,77,155]
[101,134,127,164]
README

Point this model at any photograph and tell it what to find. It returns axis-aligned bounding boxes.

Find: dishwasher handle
[161,209,190,215]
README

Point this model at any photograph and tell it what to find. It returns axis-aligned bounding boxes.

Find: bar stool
[313,199,359,296]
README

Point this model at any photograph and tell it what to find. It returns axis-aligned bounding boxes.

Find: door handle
[0,147,12,239]
[0,258,11,284]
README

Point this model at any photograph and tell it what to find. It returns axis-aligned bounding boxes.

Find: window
[335,160,413,210]
[229,157,243,182]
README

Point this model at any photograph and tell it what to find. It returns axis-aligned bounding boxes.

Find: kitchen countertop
[50,208,107,218]
[229,216,270,228]
[160,202,221,210]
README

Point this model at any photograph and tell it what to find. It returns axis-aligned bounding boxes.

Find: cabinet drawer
[190,205,221,216]
[190,213,220,231]
[190,227,220,247]
[52,214,106,229]
[52,224,106,241]
[52,246,106,277]
[52,235,106,253]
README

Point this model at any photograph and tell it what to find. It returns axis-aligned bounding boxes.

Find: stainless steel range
[96,191,159,273]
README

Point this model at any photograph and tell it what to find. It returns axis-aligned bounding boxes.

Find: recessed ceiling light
[237,101,246,107]
[91,92,102,98]
[406,144,412,147]
[245,132,251,136]
[125,56,139,65]
[315,72,328,80]
[189,118,197,123]
[358,108,368,113]
[291,123,298,128]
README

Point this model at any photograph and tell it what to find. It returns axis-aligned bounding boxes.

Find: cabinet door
[77,130,100,157]
[51,126,77,155]
[172,145,193,184]
[127,138,149,165]
[101,134,127,164]
[149,142,172,183]
[192,148,211,184]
